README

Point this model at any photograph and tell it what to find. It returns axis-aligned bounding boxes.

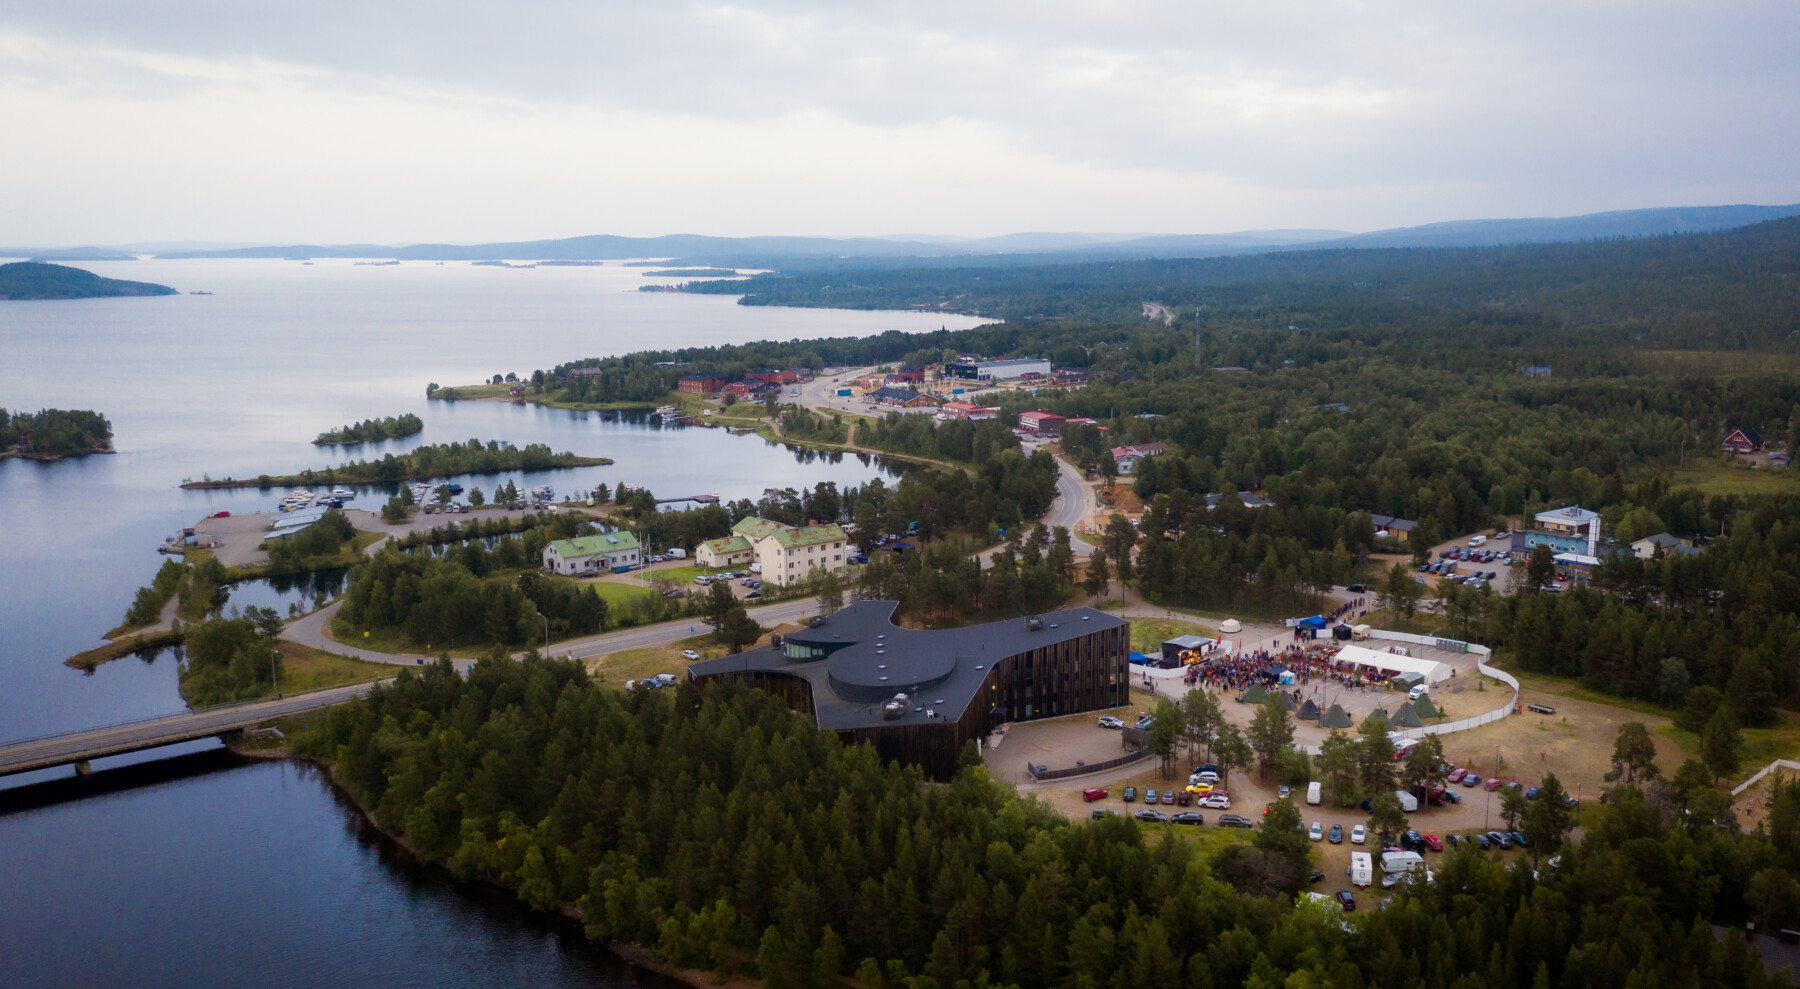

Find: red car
[1420,834,1443,851]
[1448,768,1466,783]
[1083,787,1108,802]
[1483,778,1503,791]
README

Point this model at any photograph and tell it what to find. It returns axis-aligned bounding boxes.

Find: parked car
[1171,812,1205,826]
[1484,778,1503,792]
[1508,831,1529,847]
[1329,824,1344,844]
[1143,790,1159,805]
[1218,814,1254,829]
[1200,794,1232,810]
[1445,834,1462,849]
[1351,824,1367,844]
[681,650,701,661]
[1097,715,1125,729]
[1309,822,1324,841]
[1175,790,1191,806]
[1122,787,1137,802]
[1090,808,1110,820]
[1473,832,1492,850]
[1380,871,1405,890]
[1421,834,1443,851]
[1335,890,1356,911]
[1448,768,1467,783]
[1163,790,1178,804]
[1308,869,1326,885]
[1277,785,1292,798]
[1134,810,1168,823]
[1185,783,1213,795]
[1486,831,1513,849]
[1082,787,1108,802]
[1462,774,1482,787]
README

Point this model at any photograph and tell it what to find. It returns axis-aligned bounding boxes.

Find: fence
[1731,759,1800,797]
[1027,747,1150,781]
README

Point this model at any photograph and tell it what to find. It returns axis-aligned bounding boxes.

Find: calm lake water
[0,258,983,987]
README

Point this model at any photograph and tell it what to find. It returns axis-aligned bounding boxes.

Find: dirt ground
[1734,766,1799,831]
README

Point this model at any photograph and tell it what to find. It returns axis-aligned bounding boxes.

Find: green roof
[549,532,640,557]
[733,516,848,549]
[701,535,751,555]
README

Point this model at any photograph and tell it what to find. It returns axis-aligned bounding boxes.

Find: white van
[1306,781,1322,806]
[666,548,687,559]
[1348,852,1374,888]
[1408,684,1430,701]
[1468,535,1487,547]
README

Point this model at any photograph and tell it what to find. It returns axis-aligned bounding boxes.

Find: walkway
[0,681,383,778]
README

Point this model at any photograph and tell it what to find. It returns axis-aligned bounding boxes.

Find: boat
[444,483,463,495]
[651,405,684,421]
[329,487,355,500]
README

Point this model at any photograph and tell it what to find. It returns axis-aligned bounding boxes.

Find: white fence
[1731,759,1800,797]
[1291,630,1517,754]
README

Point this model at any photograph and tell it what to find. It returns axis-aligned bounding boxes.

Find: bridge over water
[0,681,384,778]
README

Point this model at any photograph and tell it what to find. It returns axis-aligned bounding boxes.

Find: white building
[543,531,641,575]
[731,516,852,587]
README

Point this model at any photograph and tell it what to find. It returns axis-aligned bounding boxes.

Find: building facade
[678,374,729,394]
[1017,411,1065,436]
[543,531,641,575]
[1518,506,1602,558]
[731,517,851,587]
[688,602,1131,780]
[696,534,753,568]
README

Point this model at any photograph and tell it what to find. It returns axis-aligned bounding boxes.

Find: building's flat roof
[975,358,1050,368]
[689,600,1128,730]
[1536,506,1600,526]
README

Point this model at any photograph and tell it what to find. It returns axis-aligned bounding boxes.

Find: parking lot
[1418,530,1520,594]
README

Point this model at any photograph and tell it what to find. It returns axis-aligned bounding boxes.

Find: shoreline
[239,738,746,989]
[178,456,613,489]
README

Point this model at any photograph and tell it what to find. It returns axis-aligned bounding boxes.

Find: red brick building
[1018,411,1065,436]
[678,374,729,394]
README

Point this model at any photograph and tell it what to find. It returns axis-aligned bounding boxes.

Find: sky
[2,1,1797,245]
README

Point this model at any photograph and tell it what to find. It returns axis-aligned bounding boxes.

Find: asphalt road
[0,681,383,777]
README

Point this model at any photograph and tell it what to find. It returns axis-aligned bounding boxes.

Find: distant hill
[0,262,177,300]
[1322,204,1800,249]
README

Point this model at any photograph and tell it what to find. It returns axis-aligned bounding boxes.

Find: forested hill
[679,216,1800,341]
[0,261,177,300]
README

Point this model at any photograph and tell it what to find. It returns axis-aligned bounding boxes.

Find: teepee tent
[1389,703,1424,728]
[1412,694,1440,719]
[1241,683,1269,705]
[1280,692,1297,711]
[1298,699,1321,720]
[1320,704,1354,729]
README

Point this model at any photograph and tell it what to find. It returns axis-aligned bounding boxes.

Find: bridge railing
[0,677,390,748]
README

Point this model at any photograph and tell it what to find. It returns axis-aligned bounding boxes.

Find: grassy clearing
[1129,616,1220,654]
[653,564,742,585]
[1668,462,1799,497]
[588,627,795,687]
[586,581,661,608]
[277,640,391,693]
[330,618,486,659]
[65,628,185,671]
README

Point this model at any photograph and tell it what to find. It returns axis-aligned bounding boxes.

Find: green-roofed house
[543,530,641,575]
[696,535,753,569]
[732,516,852,588]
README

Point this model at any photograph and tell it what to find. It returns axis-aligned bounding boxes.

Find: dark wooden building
[688,601,1130,780]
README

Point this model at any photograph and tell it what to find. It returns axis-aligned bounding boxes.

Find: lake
[0,258,983,987]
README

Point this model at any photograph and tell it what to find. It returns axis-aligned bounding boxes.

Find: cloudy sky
[2,1,1796,245]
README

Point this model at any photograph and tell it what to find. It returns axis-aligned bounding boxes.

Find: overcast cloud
[1,1,1795,244]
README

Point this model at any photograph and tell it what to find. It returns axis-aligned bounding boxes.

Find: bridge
[0,680,384,779]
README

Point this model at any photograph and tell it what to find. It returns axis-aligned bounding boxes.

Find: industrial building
[688,602,1131,779]
[943,357,1052,382]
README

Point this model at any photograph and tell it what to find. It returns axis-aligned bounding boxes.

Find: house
[566,367,605,380]
[730,516,852,587]
[1238,490,1272,509]
[1369,514,1418,542]
[1770,451,1791,469]
[1518,365,1553,377]
[1062,417,1102,429]
[1108,442,1167,474]
[689,602,1129,780]
[885,366,925,384]
[678,374,729,394]
[696,534,754,568]
[726,378,779,397]
[543,531,641,575]
[869,387,939,408]
[1052,369,1088,386]
[1521,506,1602,558]
[939,402,998,421]
[1723,427,1765,454]
[1017,411,1065,436]
[1631,532,1698,560]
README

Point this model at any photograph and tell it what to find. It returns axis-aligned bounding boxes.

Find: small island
[179,439,610,489]
[0,261,177,300]
[314,413,424,446]
[1,407,113,460]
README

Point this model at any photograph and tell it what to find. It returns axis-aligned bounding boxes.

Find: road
[281,596,822,667]
[795,366,881,417]
[0,681,383,778]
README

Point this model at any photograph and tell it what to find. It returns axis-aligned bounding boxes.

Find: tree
[1702,706,1742,784]
[1521,773,1575,864]
[1678,684,1724,734]
[1609,721,1659,783]
[1400,734,1447,796]
[1105,514,1137,583]
[1315,730,1360,807]
[1355,713,1396,798]
[1254,797,1310,875]
[720,606,763,654]
[1526,543,1556,594]
[1385,562,1422,620]
[1183,688,1220,763]
[1048,526,1076,585]
[468,487,486,507]
[1365,790,1409,845]
[1213,722,1252,789]
[1500,785,1529,831]
[700,580,738,637]
[1084,548,1110,604]
[816,571,844,616]
[1146,698,1183,777]
[1248,695,1295,776]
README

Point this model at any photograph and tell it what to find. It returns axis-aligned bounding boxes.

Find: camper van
[1468,535,1487,547]
[1306,781,1322,806]
[1381,850,1425,874]
[1394,789,1420,813]
[1348,852,1374,888]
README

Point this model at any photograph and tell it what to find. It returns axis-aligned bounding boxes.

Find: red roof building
[1018,411,1066,436]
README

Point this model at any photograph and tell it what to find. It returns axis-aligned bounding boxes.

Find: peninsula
[180,440,610,489]
[0,261,177,300]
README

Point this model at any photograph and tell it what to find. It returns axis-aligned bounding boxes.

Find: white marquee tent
[1328,644,1454,683]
